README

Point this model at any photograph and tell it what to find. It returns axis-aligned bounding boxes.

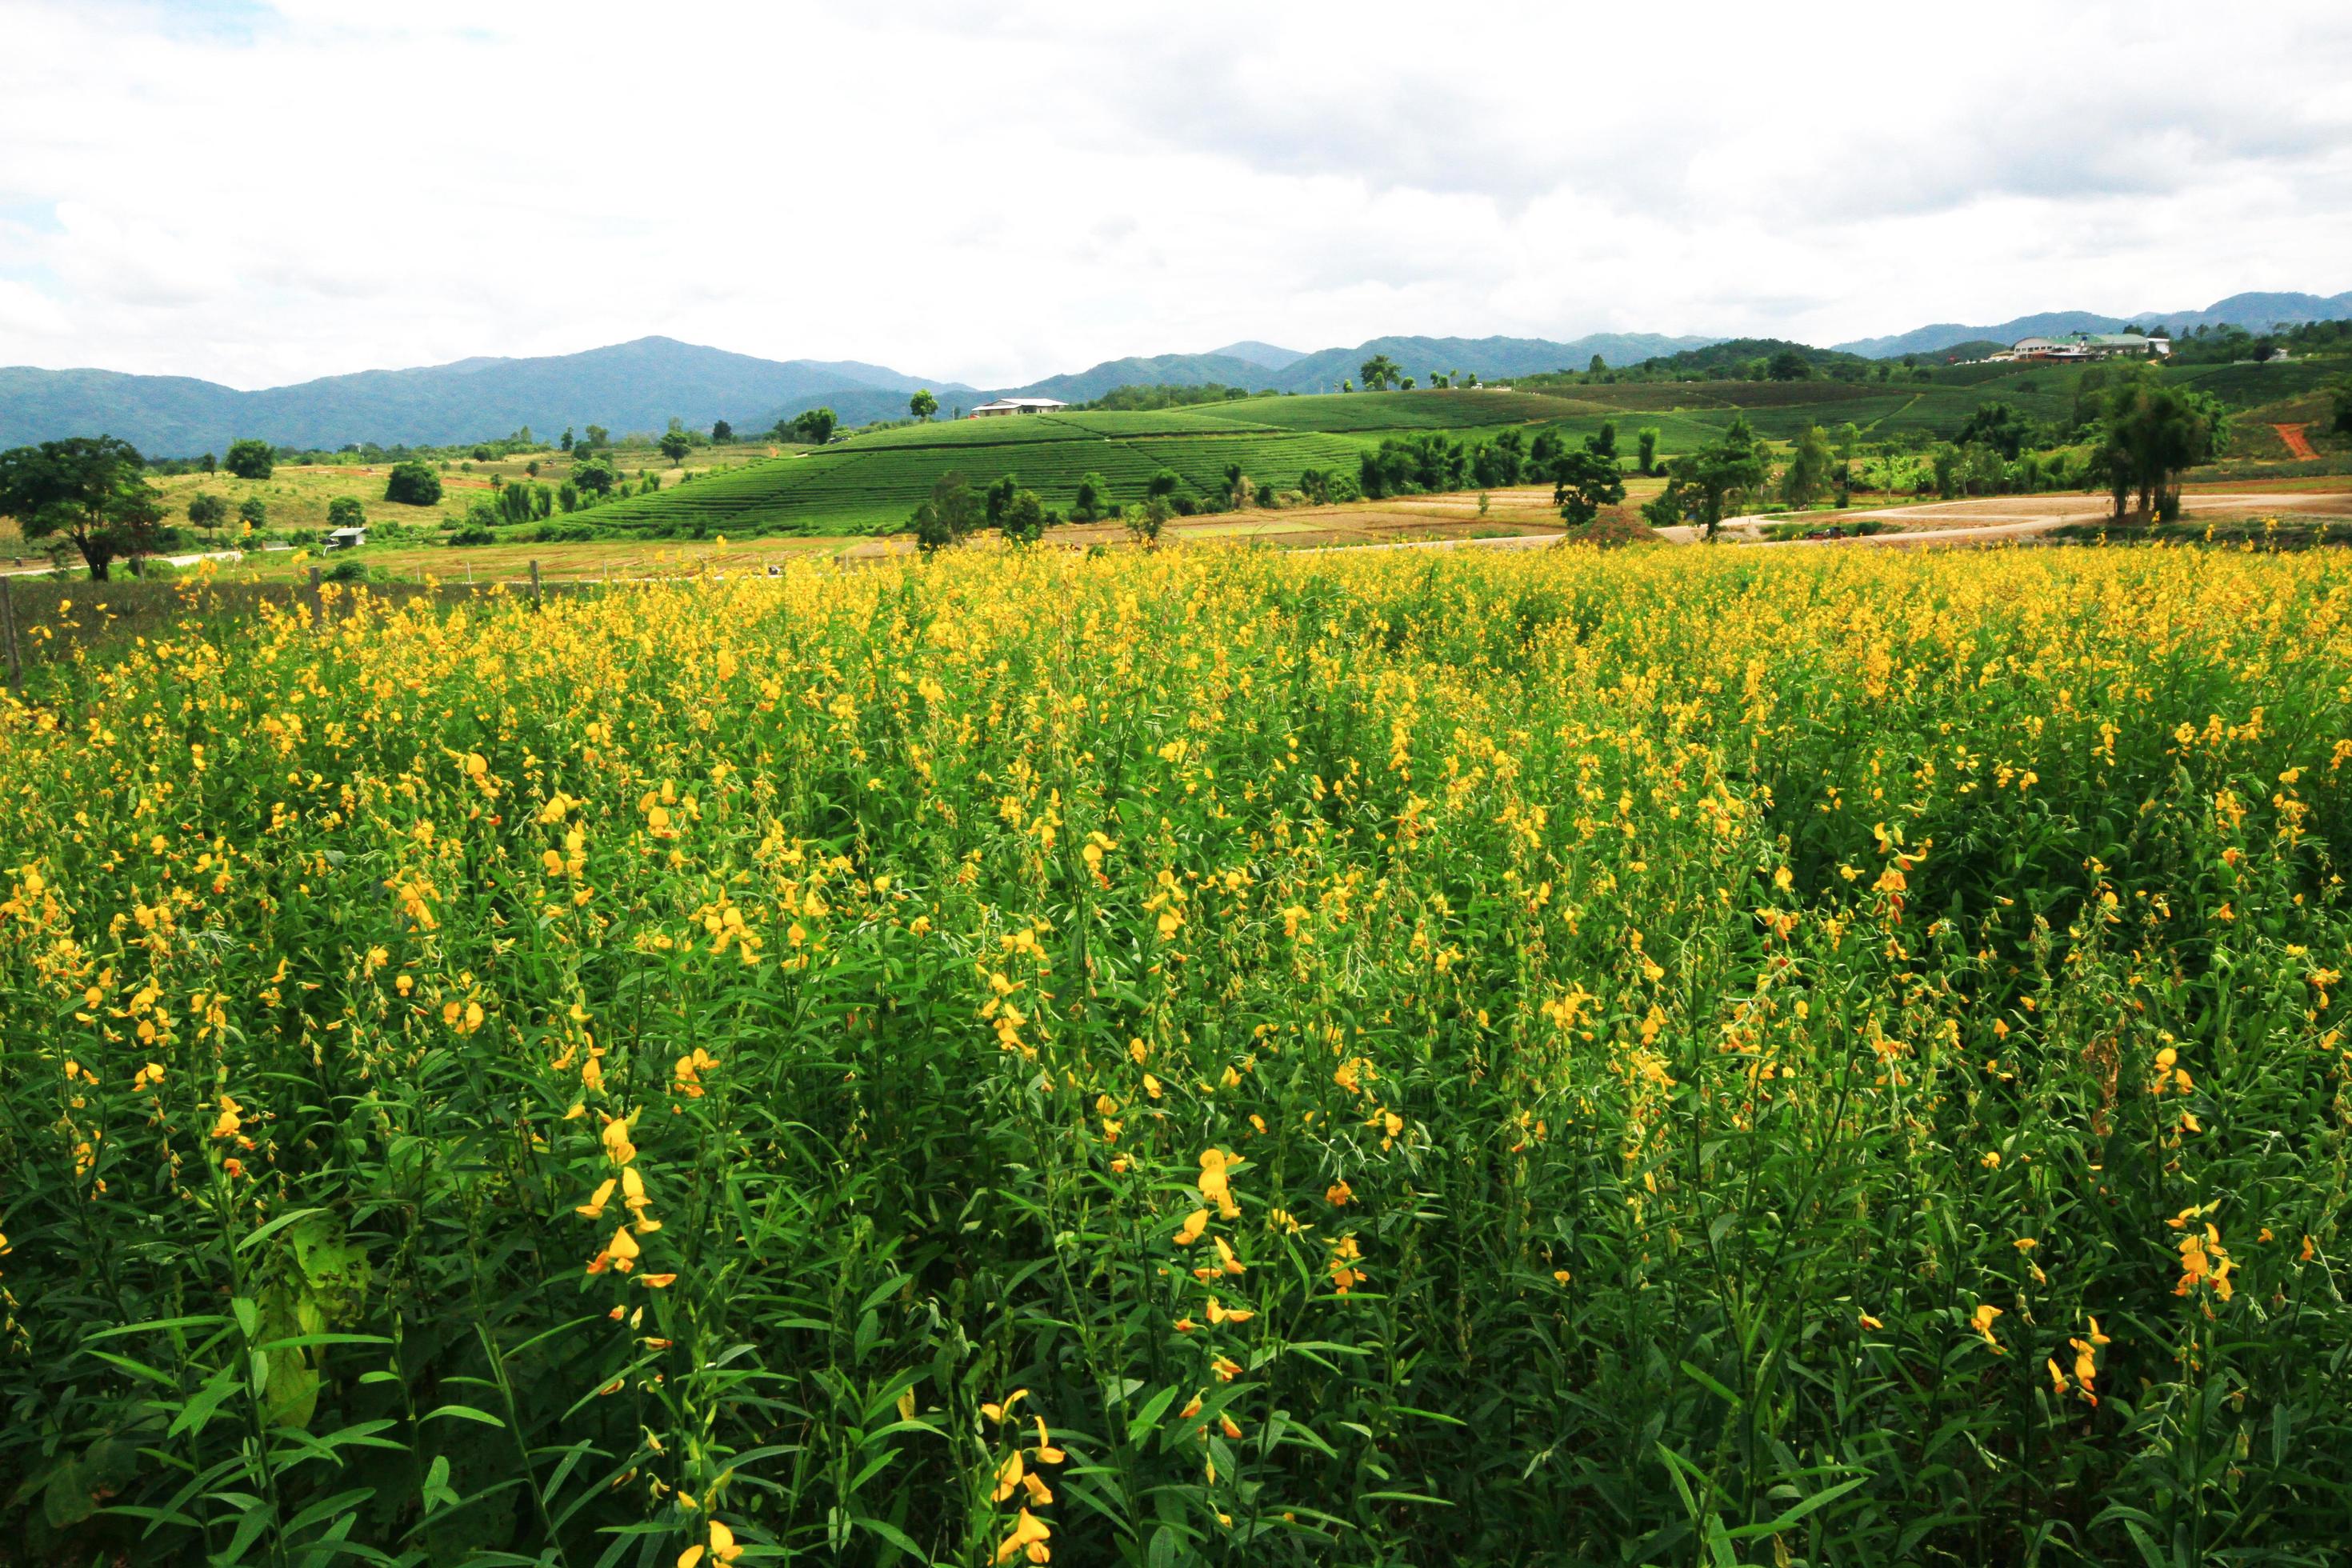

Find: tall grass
[2,546,2349,1565]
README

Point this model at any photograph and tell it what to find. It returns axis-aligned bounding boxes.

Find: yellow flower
[1205,1296,1254,1326]
[1213,1234,1245,1276]
[1970,1302,2004,1351]
[677,1519,741,1568]
[602,1116,638,1166]
[993,1509,1051,1566]
[1174,1209,1208,1246]
[587,1224,641,1275]
[1197,1147,1240,1219]
[1325,1179,1352,1206]
[991,1449,1026,1502]
[576,1178,616,1218]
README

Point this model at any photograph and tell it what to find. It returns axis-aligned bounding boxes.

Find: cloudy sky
[3,0,2350,389]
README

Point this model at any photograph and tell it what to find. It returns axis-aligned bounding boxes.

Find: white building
[2009,333,2170,362]
[970,397,1068,418]
[324,526,366,550]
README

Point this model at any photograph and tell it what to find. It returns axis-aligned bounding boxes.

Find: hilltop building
[1996,333,2171,363]
[970,397,1068,418]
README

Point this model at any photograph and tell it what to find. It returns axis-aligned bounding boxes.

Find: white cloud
[1,0,2347,388]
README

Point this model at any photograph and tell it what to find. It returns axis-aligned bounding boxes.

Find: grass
[3,545,2351,1565]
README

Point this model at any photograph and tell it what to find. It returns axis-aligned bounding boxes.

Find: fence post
[530,559,543,609]
[1,574,20,694]
[307,566,324,630]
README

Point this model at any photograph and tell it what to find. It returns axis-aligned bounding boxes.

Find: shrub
[222,438,274,479]
[385,461,442,506]
[326,496,365,530]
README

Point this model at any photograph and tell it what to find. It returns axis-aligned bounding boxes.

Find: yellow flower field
[2,543,2349,1565]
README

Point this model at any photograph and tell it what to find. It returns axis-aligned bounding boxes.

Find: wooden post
[530,559,543,609]
[307,566,324,629]
[1,574,21,694]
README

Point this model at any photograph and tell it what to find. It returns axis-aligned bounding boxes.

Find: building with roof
[2001,333,2171,363]
[970,397,1068,418]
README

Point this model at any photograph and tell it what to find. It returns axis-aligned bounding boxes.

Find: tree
[658,430,693,469]
[223,438,274,479]
[1779,424,1835,507]
[1641,484,1688,530]
[0,435,166,579]
[561,428,575,452]
[1550,446,1626,526]
[583,425,610,450]
[1636,426,1660,476]
[326,496,365,530]
[1665,415,1770,539]
[572,458,619,495]
[1073,472,1112,522]
[2329,374,2352,436]
[1127,494,1172,547]
[999,487,1046,545]
[2090,370,2229,520]
[1222,462,1251,509]
[910,472,983,553]
[186,491,228,530]
[1955,402,2032,461]
[910,389,939,422]
[385,461,442,506]
[471,446,494,462]
[1588,354,1606,375]
[790,408,837,445]
[1589,422,1617,461]
[238,496,268,530]
[199,452,217,474]
[1359,354,1400,391]
[1146,468,1181,502]
[1399,377,1416,390]
[711,419,734,444]
[1766,349,1810,382]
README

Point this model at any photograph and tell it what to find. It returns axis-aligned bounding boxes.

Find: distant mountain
[1208,340,1307,372]
[994,353,1279,404]
[0,337,963,455]
[1836,290,2352,359]
[1270,333,1717,393]
[995,332,1719,403]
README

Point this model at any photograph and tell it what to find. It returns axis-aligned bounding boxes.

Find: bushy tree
[1779,424,1835,507]
[1766,350,1810,382]
[999,488,1047,545]
[385,461,442,506]
[1956,402,2033,461]
[1147,468,1181,502]
[1072,472,1112,522]
[1588,354,1606,375]
[1126,494,1171,547]
[1590,422,1618,461]
[186,491,228,530]
[711,420,734,444]
[910,472,983,554]
[0,435,167,578]
[1636,427,1660,476]
[222,438,274,479]
[238,496,268,529]
[1359,354,1400,391]
[910,390,938,422]
[1666,415,1770,539]
[658,430,693,468]
[790,408,837,445]
[2090,370,2229,520]
[2329,374,2352,436]
[1550,446,1626,526]
[326,495,365,530]
[583,425,610,449]
[560,428,575,453]
[572,458,619,495]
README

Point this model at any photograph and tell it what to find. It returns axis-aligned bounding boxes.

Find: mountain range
[0,288,2342,456]
[1832,290,2352,359]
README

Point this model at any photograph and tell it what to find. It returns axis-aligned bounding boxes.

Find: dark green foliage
[0,434,166,578]
[1666,414,1770,538]
[384,461,442,506]
[326,495,365,531]
[659,430,693,468]
[909,389,938,422]
[1956,401,2034,460]
[1550,446,1626,525]
[1071,471,1112,522]
[998,487,1046,544]
[790,408,838,446]
[1637,426,1660,475]
[186,491,228,530]
[572,458,618,495]
[711,419,734,444]
[222,438,274,479]
[910,472,983,554]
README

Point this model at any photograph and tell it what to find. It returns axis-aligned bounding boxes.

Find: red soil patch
[2274,424,2319,461]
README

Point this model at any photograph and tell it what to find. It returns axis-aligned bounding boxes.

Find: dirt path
[2274,424,2320,461]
